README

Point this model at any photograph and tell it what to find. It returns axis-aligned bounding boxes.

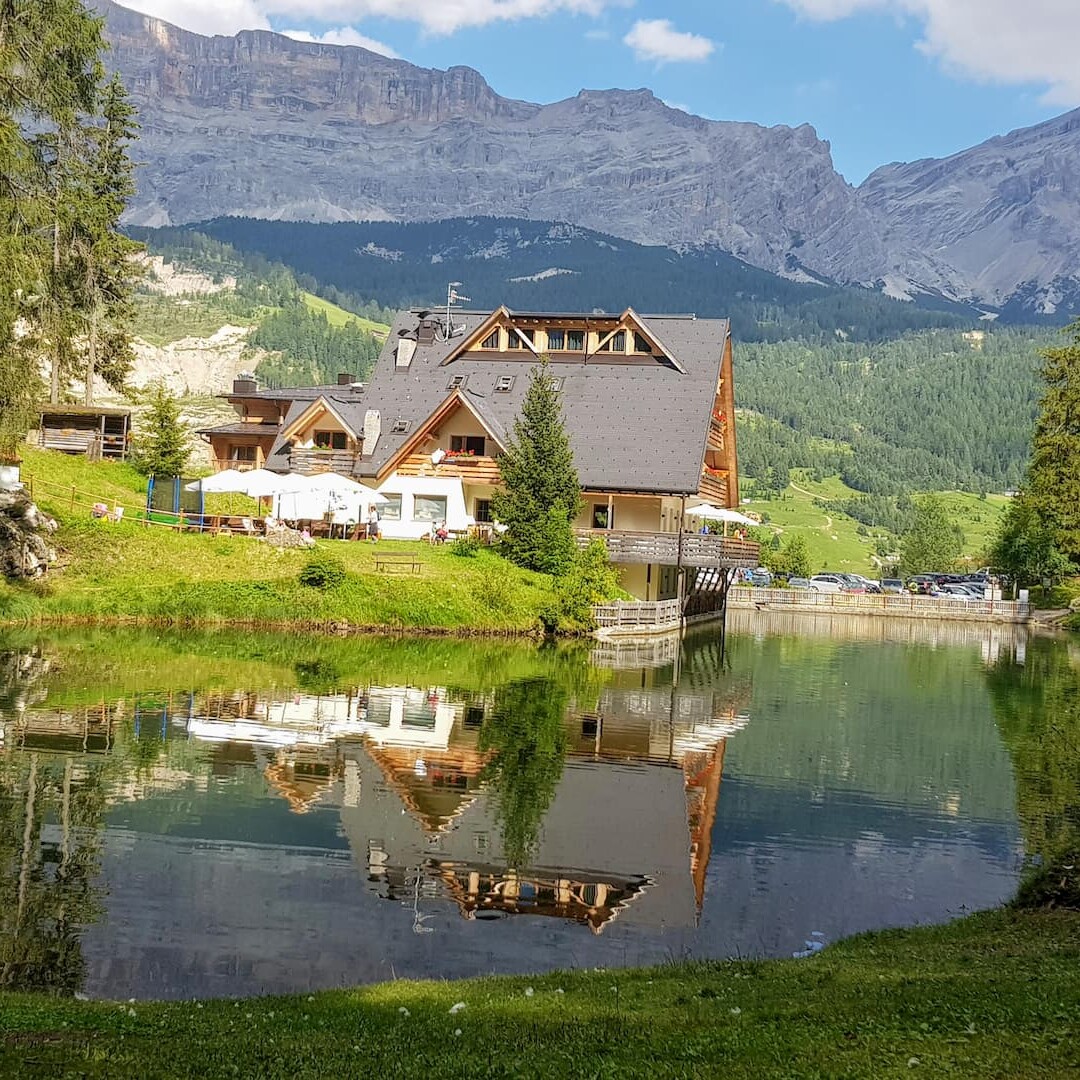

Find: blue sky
[121,0,1080,184]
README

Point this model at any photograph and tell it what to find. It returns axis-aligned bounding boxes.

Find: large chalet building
[201,306,751,601]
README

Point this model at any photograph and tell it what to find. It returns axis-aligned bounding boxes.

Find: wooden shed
[37,404,131,460]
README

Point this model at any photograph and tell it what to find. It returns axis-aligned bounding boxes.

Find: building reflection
[175,655,751,934]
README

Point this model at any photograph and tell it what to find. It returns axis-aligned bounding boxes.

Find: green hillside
[301,291,388,336]
[743,472,1008,575]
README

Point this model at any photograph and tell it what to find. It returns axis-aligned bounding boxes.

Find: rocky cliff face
[97,0,886,285]
[98,0,1080,312]
[859,109,1080,310]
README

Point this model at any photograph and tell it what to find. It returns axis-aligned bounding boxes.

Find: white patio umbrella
[687,503,759,537]
[687,503,758,526]
[237,468,295,499]
[184,470,250,494]
[302,471,386,503]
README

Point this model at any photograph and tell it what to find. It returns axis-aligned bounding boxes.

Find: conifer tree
[1026,320,1080,561]
[492,358,582,574]
[898,494,964,574]
[132,381,191,477]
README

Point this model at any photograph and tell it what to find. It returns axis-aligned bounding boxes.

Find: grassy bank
[0,908,1077,1078]
[2,449,557,633]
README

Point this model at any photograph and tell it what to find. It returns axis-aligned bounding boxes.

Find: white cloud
[623,19,715,64]
[777,0,1080,106]
[118,0,619,37]
[281,26,398,56]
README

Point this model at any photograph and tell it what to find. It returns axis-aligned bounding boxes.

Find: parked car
[808,574,844,593]
[832,573,866,593]
[881,578,905,594]
[849,574,882,594]
[787,577,812,590]
[937,583,978,601]
[750,567,773,587]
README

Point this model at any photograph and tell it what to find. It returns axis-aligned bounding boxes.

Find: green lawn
[0,908,1076,1078]
[743,474,1009,576]
[4,447,556,633]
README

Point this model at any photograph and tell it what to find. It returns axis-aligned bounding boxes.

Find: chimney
[362,409,381,456]
[417,318,437,346]
[233,377,258,394]
[396,339,416,369]
[337,372,356,385]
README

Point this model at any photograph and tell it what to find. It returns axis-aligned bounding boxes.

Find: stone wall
[0,490,58,580]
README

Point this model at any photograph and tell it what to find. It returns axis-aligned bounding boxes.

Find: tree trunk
[84,306,97,407]
[50,218,60,404]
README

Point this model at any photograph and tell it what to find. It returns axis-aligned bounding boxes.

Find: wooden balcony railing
[395,453,502,485]
[289,448,363,475]
[574,529,759,568]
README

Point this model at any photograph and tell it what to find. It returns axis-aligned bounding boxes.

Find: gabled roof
[279,395,361,442]
[358,308,730,494]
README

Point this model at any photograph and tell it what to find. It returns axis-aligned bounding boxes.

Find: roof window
[390,418,411,435]
[494,375,515,393]
[548,377,564,392]
[447,374,468,390]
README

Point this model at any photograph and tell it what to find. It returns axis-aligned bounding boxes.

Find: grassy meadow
[2,447,555,632]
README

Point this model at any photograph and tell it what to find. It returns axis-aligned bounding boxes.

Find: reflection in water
[0,616,1061,999]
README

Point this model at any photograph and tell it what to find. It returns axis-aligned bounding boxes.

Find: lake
[1,612,1075,1000]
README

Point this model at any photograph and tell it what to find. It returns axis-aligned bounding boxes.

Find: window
[447,374,468,390]
[480,329,500,349]
[473,498,493,523]
[380,493,402,521]
[314,430,347,450]
[390,418,411,434]
[592,504,613,529]
[413,495,447,522]
[598,330,626,353]
[506,327,533,350]
[494,375,515,392]
[633,331,652,354]
[546,329,565,350]
[566,329,584,351]
[548,376,564,392]
[464,705,485,728]
[451,435,486,455]
[231,445,257,462]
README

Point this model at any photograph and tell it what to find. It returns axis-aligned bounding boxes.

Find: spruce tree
[1026,320,1080,561]
[132,381,191,477]
[492,358,581,574]
[898,494,964,574]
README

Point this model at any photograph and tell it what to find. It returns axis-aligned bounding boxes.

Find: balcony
[574,529,759,568]
[394,452,502,485]
[289,448,363,475]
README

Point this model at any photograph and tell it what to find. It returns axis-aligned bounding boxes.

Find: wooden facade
[38,405,130,460]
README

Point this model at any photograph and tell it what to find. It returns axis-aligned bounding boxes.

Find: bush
[551,539,623,631]
[449,535,482,558]
[298,551,347,589]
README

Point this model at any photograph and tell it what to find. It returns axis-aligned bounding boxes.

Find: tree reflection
[479,678,568,869]
[0,755,106,993]
[985,641,1080,906]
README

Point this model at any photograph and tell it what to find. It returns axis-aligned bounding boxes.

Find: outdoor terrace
[574,529,759,568]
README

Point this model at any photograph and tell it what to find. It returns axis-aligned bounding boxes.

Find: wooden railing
[395,453,502,485]
[210,458,259,472]
[592,598,682,629]
[728,587,1030,622]
[289,448,362,475]
[575,529,759,568]
[40,429,128,460]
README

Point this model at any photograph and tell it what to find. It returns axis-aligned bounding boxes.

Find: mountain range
[98,0,1080,320]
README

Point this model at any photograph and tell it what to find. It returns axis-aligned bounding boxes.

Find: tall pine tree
[1026,320,1080,562]
[492,358,582,574]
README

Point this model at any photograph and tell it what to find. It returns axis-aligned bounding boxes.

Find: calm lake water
[1,612,1076,1000]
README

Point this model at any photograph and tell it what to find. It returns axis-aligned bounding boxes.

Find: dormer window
[480,329,500,349]
[390,418,411,435]
[598,330,626,353]
[633,332,652,354]
[566,330,584,351]
[495,375,515,392]
[506,328,533,350]
[546,329,565,351]
[447,374,468,390]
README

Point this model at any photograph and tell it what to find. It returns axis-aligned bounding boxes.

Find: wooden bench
[374,552,422,574]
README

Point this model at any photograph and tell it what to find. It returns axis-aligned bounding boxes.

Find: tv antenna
[442,281,470,340]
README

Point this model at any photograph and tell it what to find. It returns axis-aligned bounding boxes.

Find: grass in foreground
[0,909,1077,1078]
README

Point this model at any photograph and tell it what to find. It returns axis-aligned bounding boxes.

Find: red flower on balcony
[444,448,477,459]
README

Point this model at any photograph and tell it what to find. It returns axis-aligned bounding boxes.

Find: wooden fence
[728,587,1029,623]
[591,598,683,630]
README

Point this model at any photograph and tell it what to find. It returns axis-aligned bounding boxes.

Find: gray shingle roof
[257,309,729,495]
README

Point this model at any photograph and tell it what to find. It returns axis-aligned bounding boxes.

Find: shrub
[449,535,482,558]
[298,551,347,589]
[551,539,622,631]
